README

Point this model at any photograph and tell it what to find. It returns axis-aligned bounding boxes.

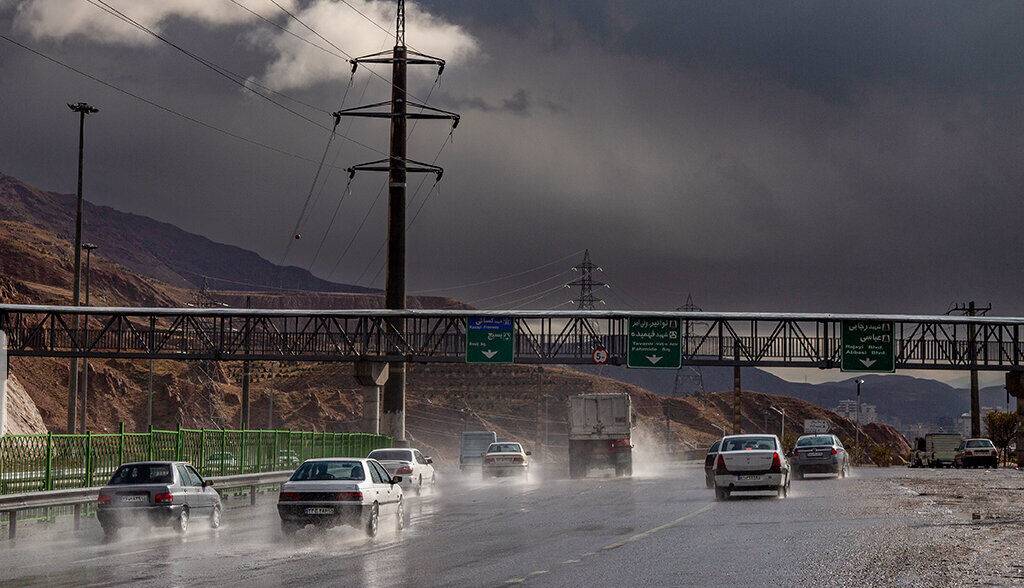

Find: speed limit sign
[592,346,609,365]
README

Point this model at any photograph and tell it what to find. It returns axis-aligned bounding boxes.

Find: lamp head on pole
[67,102,99,115]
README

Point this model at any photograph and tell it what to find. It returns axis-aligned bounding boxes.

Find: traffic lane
[229,464,715,587]
[0,464,713,587]
[530,469,948,587]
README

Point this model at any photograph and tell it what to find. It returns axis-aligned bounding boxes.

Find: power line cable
[85,0,386,156]
[226,0,349,61]
[408,250,586,294]
[0,34,347,170]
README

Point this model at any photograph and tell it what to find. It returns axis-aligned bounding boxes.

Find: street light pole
[856,378,864,447]
[66,101,99,433]
[78,243,97,433]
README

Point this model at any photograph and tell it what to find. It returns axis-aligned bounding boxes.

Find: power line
[407,250,586,294]
[281,114,342,263]
[84,0,386,156]
[226,0,349,61]
[263,0,430,104]
[0,34,347,170]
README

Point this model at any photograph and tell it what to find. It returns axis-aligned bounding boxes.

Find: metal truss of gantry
[3,305,1024,371]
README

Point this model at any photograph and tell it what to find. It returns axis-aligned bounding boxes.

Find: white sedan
[367,448,436,494]
[277,458,406,537]
[712,434,791,500]
[482,442,530,478]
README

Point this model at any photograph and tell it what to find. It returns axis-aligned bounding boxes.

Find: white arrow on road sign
[860,358,876,368]
[645,355,663,365]
[482,350,499,359]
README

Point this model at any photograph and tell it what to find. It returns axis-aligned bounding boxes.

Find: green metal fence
[0,425,392,495]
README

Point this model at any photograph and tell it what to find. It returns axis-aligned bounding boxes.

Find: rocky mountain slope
[0,172,374,294]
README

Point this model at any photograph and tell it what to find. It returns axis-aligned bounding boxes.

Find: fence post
[117,421,125,467]
[255,431,263,473]
[44,432,53,491]
[242,429,250,473]
[199,429,207,476]
[175,423,182,462]
[147,425,154,461]
[273,430,280,470]
[286,430,292,464]
[321,431,326,458]
[220,428,226,476]
[84,431,93,488]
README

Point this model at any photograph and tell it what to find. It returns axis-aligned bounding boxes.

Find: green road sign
[841,320,895,372]
[466,317,515,364]
[627,317,681,369]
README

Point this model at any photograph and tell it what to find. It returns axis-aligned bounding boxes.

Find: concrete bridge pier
[355,362,388,437]
[1007,371,1024,468]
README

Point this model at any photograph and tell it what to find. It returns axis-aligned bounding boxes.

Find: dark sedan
[96,461,221,539]
[790,435,850,479]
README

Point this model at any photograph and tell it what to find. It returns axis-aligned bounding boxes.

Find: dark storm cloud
[2,1,1023,315]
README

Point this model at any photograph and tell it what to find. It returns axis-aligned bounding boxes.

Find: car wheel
[714,486,728,501]
[210,505,222,529]
[395,498,406,531]
[795,468,804,480]
[101,524,118,542]
[281,521,301,537]
[416,474,423,495]
[365,504,379,538]
[173,507,190,535]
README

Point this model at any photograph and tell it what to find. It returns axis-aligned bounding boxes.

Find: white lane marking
[72,547,160,564]
[527,570,549,577]
[601,504,714,551]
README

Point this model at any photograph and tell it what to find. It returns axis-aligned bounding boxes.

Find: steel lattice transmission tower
[567,249,607,310]
[336,0,459,443]
[673,293,706,396]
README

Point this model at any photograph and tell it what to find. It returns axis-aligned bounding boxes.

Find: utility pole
[855,378,864,447]
[948,301,991,438]
[336,0,458,444]
[240,295,252,430]
[733,343,742,434]
[78,242,97,433]
[66,101,98,433]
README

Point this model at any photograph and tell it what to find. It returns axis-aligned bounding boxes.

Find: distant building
[959,407,997,438]
[834,400,877,424]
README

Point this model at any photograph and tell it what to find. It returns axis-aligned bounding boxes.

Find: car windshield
[966,440,994,448]
[367,450,413,462]
[797,436,834,447]
[290,460,365,481]
[722,437,777,451]
[487,443,522,453]
[109,463,174,485]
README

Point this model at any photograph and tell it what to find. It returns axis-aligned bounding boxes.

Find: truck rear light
[769,452,782,473]
[609,438,631,449]
[715,454,727,474]
[154,492,174,504]
[396,465,414,475]
[279,491,301,502]
[335,492,362,501]
[97,494,111,505]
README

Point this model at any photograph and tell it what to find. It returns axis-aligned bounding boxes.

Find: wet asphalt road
[0,464,948,587]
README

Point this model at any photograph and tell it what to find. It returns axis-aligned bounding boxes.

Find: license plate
[304,507,334,515]
[120,495,145,503]
[807,452,823,458]
[738,475,763,481]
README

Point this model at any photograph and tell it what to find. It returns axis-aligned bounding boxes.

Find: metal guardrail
[0,470,292,541]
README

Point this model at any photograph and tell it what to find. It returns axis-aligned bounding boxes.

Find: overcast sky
[2,0,1023,327]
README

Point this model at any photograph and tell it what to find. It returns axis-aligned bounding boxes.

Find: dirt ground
[892,467,1024,587]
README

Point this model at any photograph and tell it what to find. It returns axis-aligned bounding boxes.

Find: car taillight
[396,465,414,475]
[335,491,363,501]
[279,491,301,502]
[512,456,524,463]
[97,494,111,505]
[769,452,782,473]
[715,454,727,474]
[964,450,973,456]
[831,448,838,456]
[154,492,174,504]
[485,457,495,464]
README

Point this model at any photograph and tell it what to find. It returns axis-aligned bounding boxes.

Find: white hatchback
[367,448,436,494]
[712,434,791,500]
